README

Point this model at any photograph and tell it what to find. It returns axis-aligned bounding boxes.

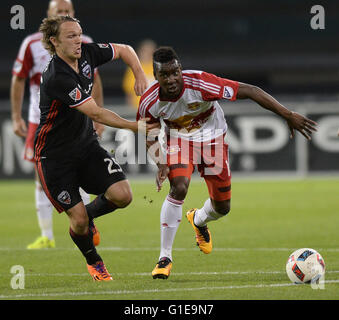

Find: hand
[93,122,105,138]
[12,118,27,137]
[156,164,169,192]
[286,112,317,140]
[137,118,160,135]
[134,73,148,96]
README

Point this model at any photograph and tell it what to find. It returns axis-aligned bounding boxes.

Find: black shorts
[36,143,126,213]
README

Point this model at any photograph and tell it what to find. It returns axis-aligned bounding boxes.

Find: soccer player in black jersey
[35,15,156,281]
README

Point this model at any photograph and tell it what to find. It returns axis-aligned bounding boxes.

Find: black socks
[69,227,102,265]
[70,194,118,265]
[85,193,118,220]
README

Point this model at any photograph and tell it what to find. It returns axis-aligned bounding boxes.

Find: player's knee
[170,182,189,201]
[105,182,133,208]
[72,215,89,234]
[118,193,133,208]
[213,200,231,216]
[110,189,133,208]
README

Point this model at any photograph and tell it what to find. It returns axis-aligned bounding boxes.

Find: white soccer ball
[286,248,325,284]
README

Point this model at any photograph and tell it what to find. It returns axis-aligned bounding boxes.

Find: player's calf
[211,199,231,216]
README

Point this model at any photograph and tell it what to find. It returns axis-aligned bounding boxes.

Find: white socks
[35,183,54,240]
[159,195,183,261]
[193,198,224,227]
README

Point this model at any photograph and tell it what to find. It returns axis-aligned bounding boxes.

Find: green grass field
[0,178,338,301]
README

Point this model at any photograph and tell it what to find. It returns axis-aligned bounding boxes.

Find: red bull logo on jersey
[187,102,201,110]
[164,106,215,132]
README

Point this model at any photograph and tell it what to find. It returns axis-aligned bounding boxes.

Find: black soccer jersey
[34,43,115,161]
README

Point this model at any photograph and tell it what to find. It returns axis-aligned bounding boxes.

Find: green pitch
[0,177,338,300]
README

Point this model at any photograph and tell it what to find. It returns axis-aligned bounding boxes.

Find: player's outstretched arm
[76,98,158,133]
[236,82,317,140]
[113,44,148,96]
[10,75,27,137]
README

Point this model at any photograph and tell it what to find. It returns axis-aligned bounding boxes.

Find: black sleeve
[47,74,92,108]
[83,43,115,68]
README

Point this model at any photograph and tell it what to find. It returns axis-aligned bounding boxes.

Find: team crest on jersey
[69,87,82,101]
[82,64,92,79]
[57,191,71,205]
[223,86,234,99]
[187,102,201,110]
[97,43,109,48]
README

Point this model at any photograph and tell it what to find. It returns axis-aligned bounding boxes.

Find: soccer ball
[286,248,325,284]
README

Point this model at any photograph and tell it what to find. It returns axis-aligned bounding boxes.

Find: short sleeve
[83,43,115,68]
[12,37,34,78]
[184,71,239,102]
[47,74,92,108]
[136,83,160,123]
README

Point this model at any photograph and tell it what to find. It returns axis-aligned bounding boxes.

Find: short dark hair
[153,46,180,64]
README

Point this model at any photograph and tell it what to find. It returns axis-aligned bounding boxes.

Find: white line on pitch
[5,270,339,277]
[1,280,339,300]
[1,247,339,252]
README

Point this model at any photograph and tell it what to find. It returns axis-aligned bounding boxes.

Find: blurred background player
[138,47,318,279]
[122,39,156,109]
[10,0,104,249]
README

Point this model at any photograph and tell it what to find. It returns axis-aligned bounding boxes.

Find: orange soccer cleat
[186,208,212,254]
[87,261,113,281]
[152,257,173,279]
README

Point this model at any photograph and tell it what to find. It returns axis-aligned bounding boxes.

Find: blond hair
[39,15,79,55]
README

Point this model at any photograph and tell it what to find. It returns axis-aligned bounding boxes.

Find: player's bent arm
[76,98,138,131]
[113,44,148,96]
[10,75,27,137]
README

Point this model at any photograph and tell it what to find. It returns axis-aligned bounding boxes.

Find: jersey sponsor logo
[68,87,82,102]
[57,190,71,205]
[97,43,109,48]
[187,102,201,110]
[223,86,234,99]
[82,64,92,79]
[164,106,215,132]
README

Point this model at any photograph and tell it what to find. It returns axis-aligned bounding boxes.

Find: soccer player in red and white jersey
[10,0,104,249]
[137,47,318,279]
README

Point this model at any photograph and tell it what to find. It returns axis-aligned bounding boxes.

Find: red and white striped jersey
[137,70,239,142]
[12,32,94,124]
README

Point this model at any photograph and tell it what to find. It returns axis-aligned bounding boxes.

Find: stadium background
[0,0,338,179]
